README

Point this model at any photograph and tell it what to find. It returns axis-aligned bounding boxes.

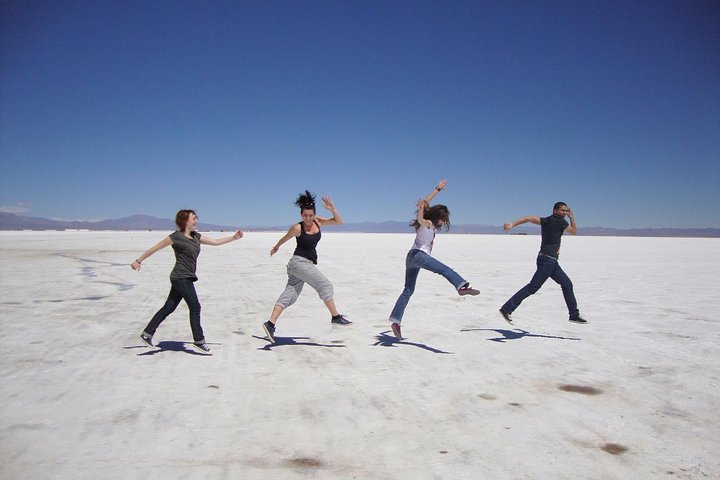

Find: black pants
[144,278,204,342]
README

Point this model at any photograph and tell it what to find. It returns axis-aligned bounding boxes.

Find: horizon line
[0,211,719,232]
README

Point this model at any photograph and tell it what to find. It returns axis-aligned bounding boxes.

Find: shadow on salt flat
[252,335,347,351]
[18,296,111,304]
[372,331,453,354]
[56,253,135,291]
[57,253,127,268]
[462,328,581,343]
[124,341,217,356]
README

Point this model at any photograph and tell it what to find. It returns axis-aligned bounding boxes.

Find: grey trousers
[275,256,334,309]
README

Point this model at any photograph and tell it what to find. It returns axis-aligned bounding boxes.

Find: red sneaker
[458,286,480,296]
[391,322,403,339]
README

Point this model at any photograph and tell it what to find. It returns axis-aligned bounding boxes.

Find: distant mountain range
[0,213,245,232]
[0,212,718,237]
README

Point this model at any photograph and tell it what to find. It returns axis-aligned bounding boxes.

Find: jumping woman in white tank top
[388,179,480,339]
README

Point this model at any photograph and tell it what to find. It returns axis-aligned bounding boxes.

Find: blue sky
[1,0,718,229]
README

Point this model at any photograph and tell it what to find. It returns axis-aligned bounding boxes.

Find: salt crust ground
[0,231,718,480]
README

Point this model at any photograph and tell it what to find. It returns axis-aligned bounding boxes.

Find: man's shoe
[458,285,480,296]
[499,309,514,325]
[262,321,276,343]
[139,332,154,347]
[192,342,212,355]
[331,314,352,325]
[391,322,403,339]
[569,316,588,324]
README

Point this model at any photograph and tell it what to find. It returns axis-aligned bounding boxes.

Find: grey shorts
[275,256,334,309]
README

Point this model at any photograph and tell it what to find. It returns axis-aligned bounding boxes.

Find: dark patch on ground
[558,384,603,395]
[601,443,628,455]
[286,457,323,468]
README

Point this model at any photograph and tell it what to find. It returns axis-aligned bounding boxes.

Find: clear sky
[1,0,719,229]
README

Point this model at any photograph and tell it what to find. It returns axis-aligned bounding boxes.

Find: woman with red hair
[131,209,243,355]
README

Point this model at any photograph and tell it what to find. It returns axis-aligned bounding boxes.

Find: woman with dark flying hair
[388,179,480,340]
[262,191,351,343]
[131,209,243,355]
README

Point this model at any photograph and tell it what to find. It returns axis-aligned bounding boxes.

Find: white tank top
[412,226,436,254]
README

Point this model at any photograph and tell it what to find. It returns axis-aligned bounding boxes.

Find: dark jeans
[144,278,204,342]
[501,254,580,320]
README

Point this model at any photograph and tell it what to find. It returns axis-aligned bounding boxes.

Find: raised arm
[131,236,173,270]
[503,216,541,231]
[565,209,577,235]
[270,224,301,256]
[316,195,343,226]
[424,179,447,205]
[200,230,244,246]
[415,198,433,229]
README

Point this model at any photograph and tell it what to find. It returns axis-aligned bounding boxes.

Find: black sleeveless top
[293,220,321,264]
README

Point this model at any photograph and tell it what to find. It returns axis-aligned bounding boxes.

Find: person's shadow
[253,335,347,351]
[125,341,216,356]
[372,331,453,354]
[461,328,581,343]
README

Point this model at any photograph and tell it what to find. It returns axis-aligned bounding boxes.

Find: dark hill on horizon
[0,212,718,237]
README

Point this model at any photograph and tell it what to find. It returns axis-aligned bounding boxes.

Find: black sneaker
[391,322,403,339]
[262,321,276,343]
[192,342,212,355]
[569,316,588,324]
[139,332,154,347]
[499,309,514,325]
[458,285,480,296]
[331,314,352,325]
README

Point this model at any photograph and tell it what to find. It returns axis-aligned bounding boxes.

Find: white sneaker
[499,309,514,325]
[139,332,153,347]
[192,342,212,355]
